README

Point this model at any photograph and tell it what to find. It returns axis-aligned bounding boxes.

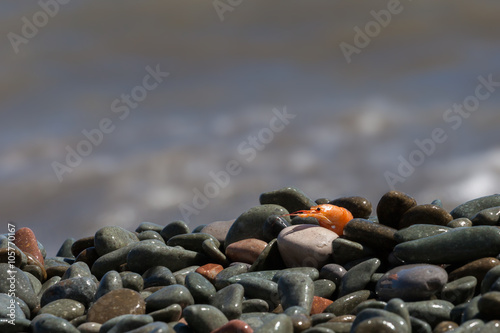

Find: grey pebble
[149,303,182,323]
[0,293,26,320]
[95,270,122,300]
[325,290,371,316]
[353,299,387,314]
[319,264,347,287]
[135,222,164,233]
[450,194,500,220]
[447,218,473,228]
[160,221,190,242]
[385,298,411,329]
[249,238,287,272]
[183,304,228,333]
[62,261,91,280]
[255,313,293,333]
[331,238,376,265]
[310,313,336,326]
[101,314,153,333]
[478,291,500,319]
[167,233,220,253]
[290,216,319,226]
[242,299,269,313]
[185,272,216,304]
[40,276,96,308]
[461,295,481,323]
[471,206,500,225]
[343,218,398,250]
[201,238,228,265]
[91,242,140,279]
[210,283,244,320]
[339,258,380,297]
[394,224,450,243]
[142,266,176,288]
[214,263,249,290]
[351,308,409,333]
[481,265,500,294]
[125,322,171,333]
[119,271,144,292]
[145,284,194,312]
[273,267,319,282]
[31,313,79,333]
[25,271,42,295]
[38,299,85,321]
[262,215,291,242]
[172,266,199,286]
[259,186,316,213]
[0,264,38,311]
[228,270,279,284]
[278,272,314,313]
[56,238,76,258]
[94,226,139,257]
[0,318,31,333]
[237,277,280,308]
[440,276,477,305]
[137,230,165,243]
[406,299,454,327]
[314,279,336,298]
[410,315,432,333]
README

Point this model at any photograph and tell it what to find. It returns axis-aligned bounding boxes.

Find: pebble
[211,319,254,333]
[440,276,477,305]
[0,264,38,310]
[71,236,94,257]
[160,220,190,241]
[202,238,229,265]
[185,272,216,304]
[319,264,347,287]
[149,303,182,323]
[243,299,270,313]
[77,322,102,333]
[433,321,459,332]
[183,304,229,333]
[325,290,371,316]
[343,218,398,250]
[120,272,144,291]
[259,186,316,213]
[41,276,96,308]
[376,264,447,301]
[0,245,26,268]
[262,215,291,242]
[142,266,176,288]
[94,226,139,257]
[201,220,235,247]
[195,263,224,284]
[38,299,85,321]
[86,288,145,324]
[449,257,500,285]
[478,291,500,319]
[61,261,91,280]
[31,313,79,333]
[329,196,372,219]
[461,295,481,322]
[447,217,473,228]
[310,296,333,315]
[0,293,25,320]
[471,206,500,225]
[137,230,165,243]
[255,313,293,333]
[95,270,123,300]
[399,204,453,229]
[226,238,268,264]
[91,242,140,278]
[376,191,417,229]
[277,225,338,268]
[167,233,220,253]
[331,238,375,265]
[237,277,280,308]
[173,265,200,285]
[249,238,287,272]
[450,194,500,220]
[215,263,250,290]
[394,224,450,243]
[14,227,44,265]
[339,258,380,297]
[313,279,336,299]
[145,284,194,312]
[277,272,314,313]
[56,238,75,258]
[100,314,153,333]
[135,222,164,233]
[225,204,290,249]
[210,283,244,320]
[273,267,319,282]
[351,308,410,332]
[75,246,99,269]
[405,300,454,327]
[410,316,432,333]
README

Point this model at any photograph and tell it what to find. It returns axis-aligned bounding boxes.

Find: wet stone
[256,313,293,332]
[440,276,477,305]
[278,272,314,313]
[61,261,91,280]
[135,222,164,233]
[120,272,144,292]
[259,186,316,213]
[329,196,372,219]
[77,322,102,333]
[472,206,500,225]
[40,276,97,308]
[145,284,194,312]
[211,319,253,333]
[394,224,451,243]
[376,191,417,229]
[31,313,79,333]
[376,264,447,302]
[14,227,44,265]
[226,238,267,264]
[273,267,319,282]
[331,238,376,265]
[447,218,473,228]
[94,226,139,257]
[0,264,38,310]
[262,215,291,242]
[314,279,336,299]
[142,266,176,288]
[290,313,312,332]
[225,204,290,249]
[237,277,280,308]
[183,304,229,333]
[95,270,123,300]
[394,226,500,264]
[71,236,94,257]
[215,263,249,289]
[242,299,269,313]
[195,263,224,284]
[399,204,453,229]
[210,283,244,320]
[100,314,153,333]
[433,320,458,332]
[185,272,216,304]
[0,293,25,320]
[461,295,481,322]
[56,238,75,258]
[173,265,199,285]
[385,298,410,329]
[25,269,43,293]
[290,216,319,226]
[339,258,380,297]
[409,316,432,333]
[201,220,235,247]
[137,230,165,243]
[406,300,454,327]
[450,194,500,220]
[87,288,145,324]
[249,238,287,272]
[167,233,220,253]
[0,245,26,268]
[91,242,140,279]
[202,238,228,265]
[149,303,182,323]
[449,257,500,285]
[478,291,500,319]
[160,220,190,242]
[481,265,500,294]
[75,247,99,269]
[38,299,85,321]
[343,219,398,250]
[325,290,371,316]
[319,264,347,287]
[351,308,409,333]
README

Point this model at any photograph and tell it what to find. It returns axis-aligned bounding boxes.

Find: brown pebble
[343,219,398,250]
[225,238,268,264]
[87,288,145,324]
[195,263,224,283]
[400,204,453,229]
[449,257,500,285]
[377,191,417,229]
[310,296,333,315]
[71,236,94,257]
[211,319,254,333]
[75,247,99,268]
[13,227,44,265]
[329,196,372,219]
[433,321,459,332]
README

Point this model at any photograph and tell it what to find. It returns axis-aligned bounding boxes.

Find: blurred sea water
[1,1,500,254]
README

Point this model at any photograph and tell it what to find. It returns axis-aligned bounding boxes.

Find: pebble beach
[2,187,500,332]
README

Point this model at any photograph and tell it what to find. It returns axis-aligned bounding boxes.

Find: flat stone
[135,222,164,233]
[376,264,447,301]
[145,284,194,312]
[71,236,94,257]
[329,196,372,219]
[211,319,253,333]
[167,233,220,253]
[314,279,336,299]
[325,290,371,316]
[472,206,500,225]
[160,221,190,242]
[376,191,417,229]
[0,264,38,311]
[202,239,228,265]
[394,224,451,243]
[339,258,380,297]
[237,277,280,308]
[31,313,79,333]
[214,263,249,290]
[249,239,287,272]
[94,226,139,257]
[393,226,500,264]
[40,276,96,308]
[450,194,500,220]
[183,304,229,333]
[95,270,123,300]
[259,186,316,213]
[185,272,216,304]
[405,300,453,327]
[195,263,224,284]
[201,220,235,247]
[319,264,347,287]
[210,283,244,320]
[262,216,291,242]
[225,205,290,249]
[38,299,85,321]
[277,225,338,268]
[440,276,477,305]
[226,238,268,264]
[447,218,473,228]
[331,238,376,265]
[449,257,500,285]
[13,227,44,265]
[242,299,269,313]
[149,303,182,323]
[142,266,176,288]
[120,272,144,292]
[87,288,145,324]
[278,272,314,313]
[343,219,398,250]
[399,204,453,229]
[56,238,75,258]
[255,313,293,332]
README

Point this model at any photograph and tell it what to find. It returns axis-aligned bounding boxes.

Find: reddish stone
[225,238,268,264]
[87,288,145,324]
[196,263,224,283]
[13,227,44,265]
[449,257,500,286]
[211,319,253,333]
[310,296,333,315]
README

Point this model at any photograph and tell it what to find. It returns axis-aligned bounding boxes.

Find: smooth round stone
[145,284,194,312]
[478,291,500,318]
[149,303,182,323]
[352,300,387,315]
[77,322,102,333]
[339,258,380,297]
[394,226,500,264]
[237,277,280,308]
[183,304,229,333]
[87,288,145,324]
[440,276,477,305]
[331,238,375,265]
[75,247,99,268]
[249,239,287,272]
[202,239,228,265]
[259,186,316,213]
[450,257,500,286]
[100,314,153,333]
[173,265,199,285]
[91,242,141,279]
[196,263,224,284]
[126,240,207,274]
[56,238,76,258]
[263,215,291,242]
[225,205,291,249]
[314,279,336,298]
[433,320,458,332]
[405,300,453,327]
[277,272,314,313]
[394,224,451,243]
[319,264,347,287]
[215,263,250,290]
[289,313,312,332]
[125,322,170,333]
[210,283,244,320]
[329,196,372,219]
[256,313,293,332]
[167,233,220,253]
[277,225,338,268]
[399,204,453,229]
[242,299,269,313]
[38,299,85,321]
[13,227,44,265]
[160,221,190,242]
[71,236,94,257]
[343,219,398,250]
[226,238,267,264]
[0,293,25,320]
[95,270,123,300]
[447,218,473,228]
[137,230,165,243]
[211,319,253,333]
[31,313,79,333]
[385,298,410,328]
[325,290,371,316]
[273,267,319,282]
[185,272,216,304]
[290,216,319,226]
[61,261,91,280]
[201,220,235,247]
[472,206,500,225]
[228,270,281,284]
[26,270,42,294]
[481,265,500,294]
[461,295,481,322]
[94,226,139,257]
[135,222,164,233]
[351,308,409,333]
[0,318,31,332]
[376,264,447,301]
[409,316,432,333]
[120,272,144,292]
[41,276,96,308]
[450,194,500,220]
[142,266,176,288]
[376,191,417,229]
[0,264,38,310]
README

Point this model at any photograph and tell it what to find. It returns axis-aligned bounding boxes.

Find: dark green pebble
[26,271,42,294]
[183,304,228,333]
[273,267,319,282]
[0,264,38,311]
[329,196,372,219]
[160,221,190,242]
[431,199,443,207]
[394,224,450,243]
[472,206,500,225]
[406,300,454,327]
[149,303,182,323]
[137,230,165,243]
[91,242,140,279]
[409,316,432,333]
[201,238,228,265]
[249,238,286,272]
[399,204,453,229]
[135,222,164,233]
[440,276,477,305]
[343,218,398,250]
[262,215,291,242]
[0,294,25,320]
[172,266,199,286]
[94,270,122,300]
[450,194,500,220]
[385,298,411,328]
[38,299,85,321]
[351,308,409,332]
[447,218,473,228]
[62,261,91,280]
[324,290,371,316]
[277,272,314,313]
[352,299,387,314]
[185,272,216,304]
[290,216,319,225]
[319,264,347,287]
[209,283,244,320]
[259,186,316,213]
[255,313,293,333]
[142,266,176,288]
[461,295,482,322]
[339,258,380,297]
[376,191,417,229]
[31,313,79,333]
[119,272,144,291]
[228,270,279,284]
[331,238,376,265]
[145,284,194,312]
[167,233,220,253]
[40,276,96,308]
[242,299,269,313]
[310,313,336,326]
[237,276,280,308]
[481,265,500,294]
[56,238,76,258]
[314,279,336,298]
[214,263,249,290]
[94,226,139,257]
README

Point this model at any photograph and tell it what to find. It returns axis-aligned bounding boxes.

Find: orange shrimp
[284,204,353,235]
